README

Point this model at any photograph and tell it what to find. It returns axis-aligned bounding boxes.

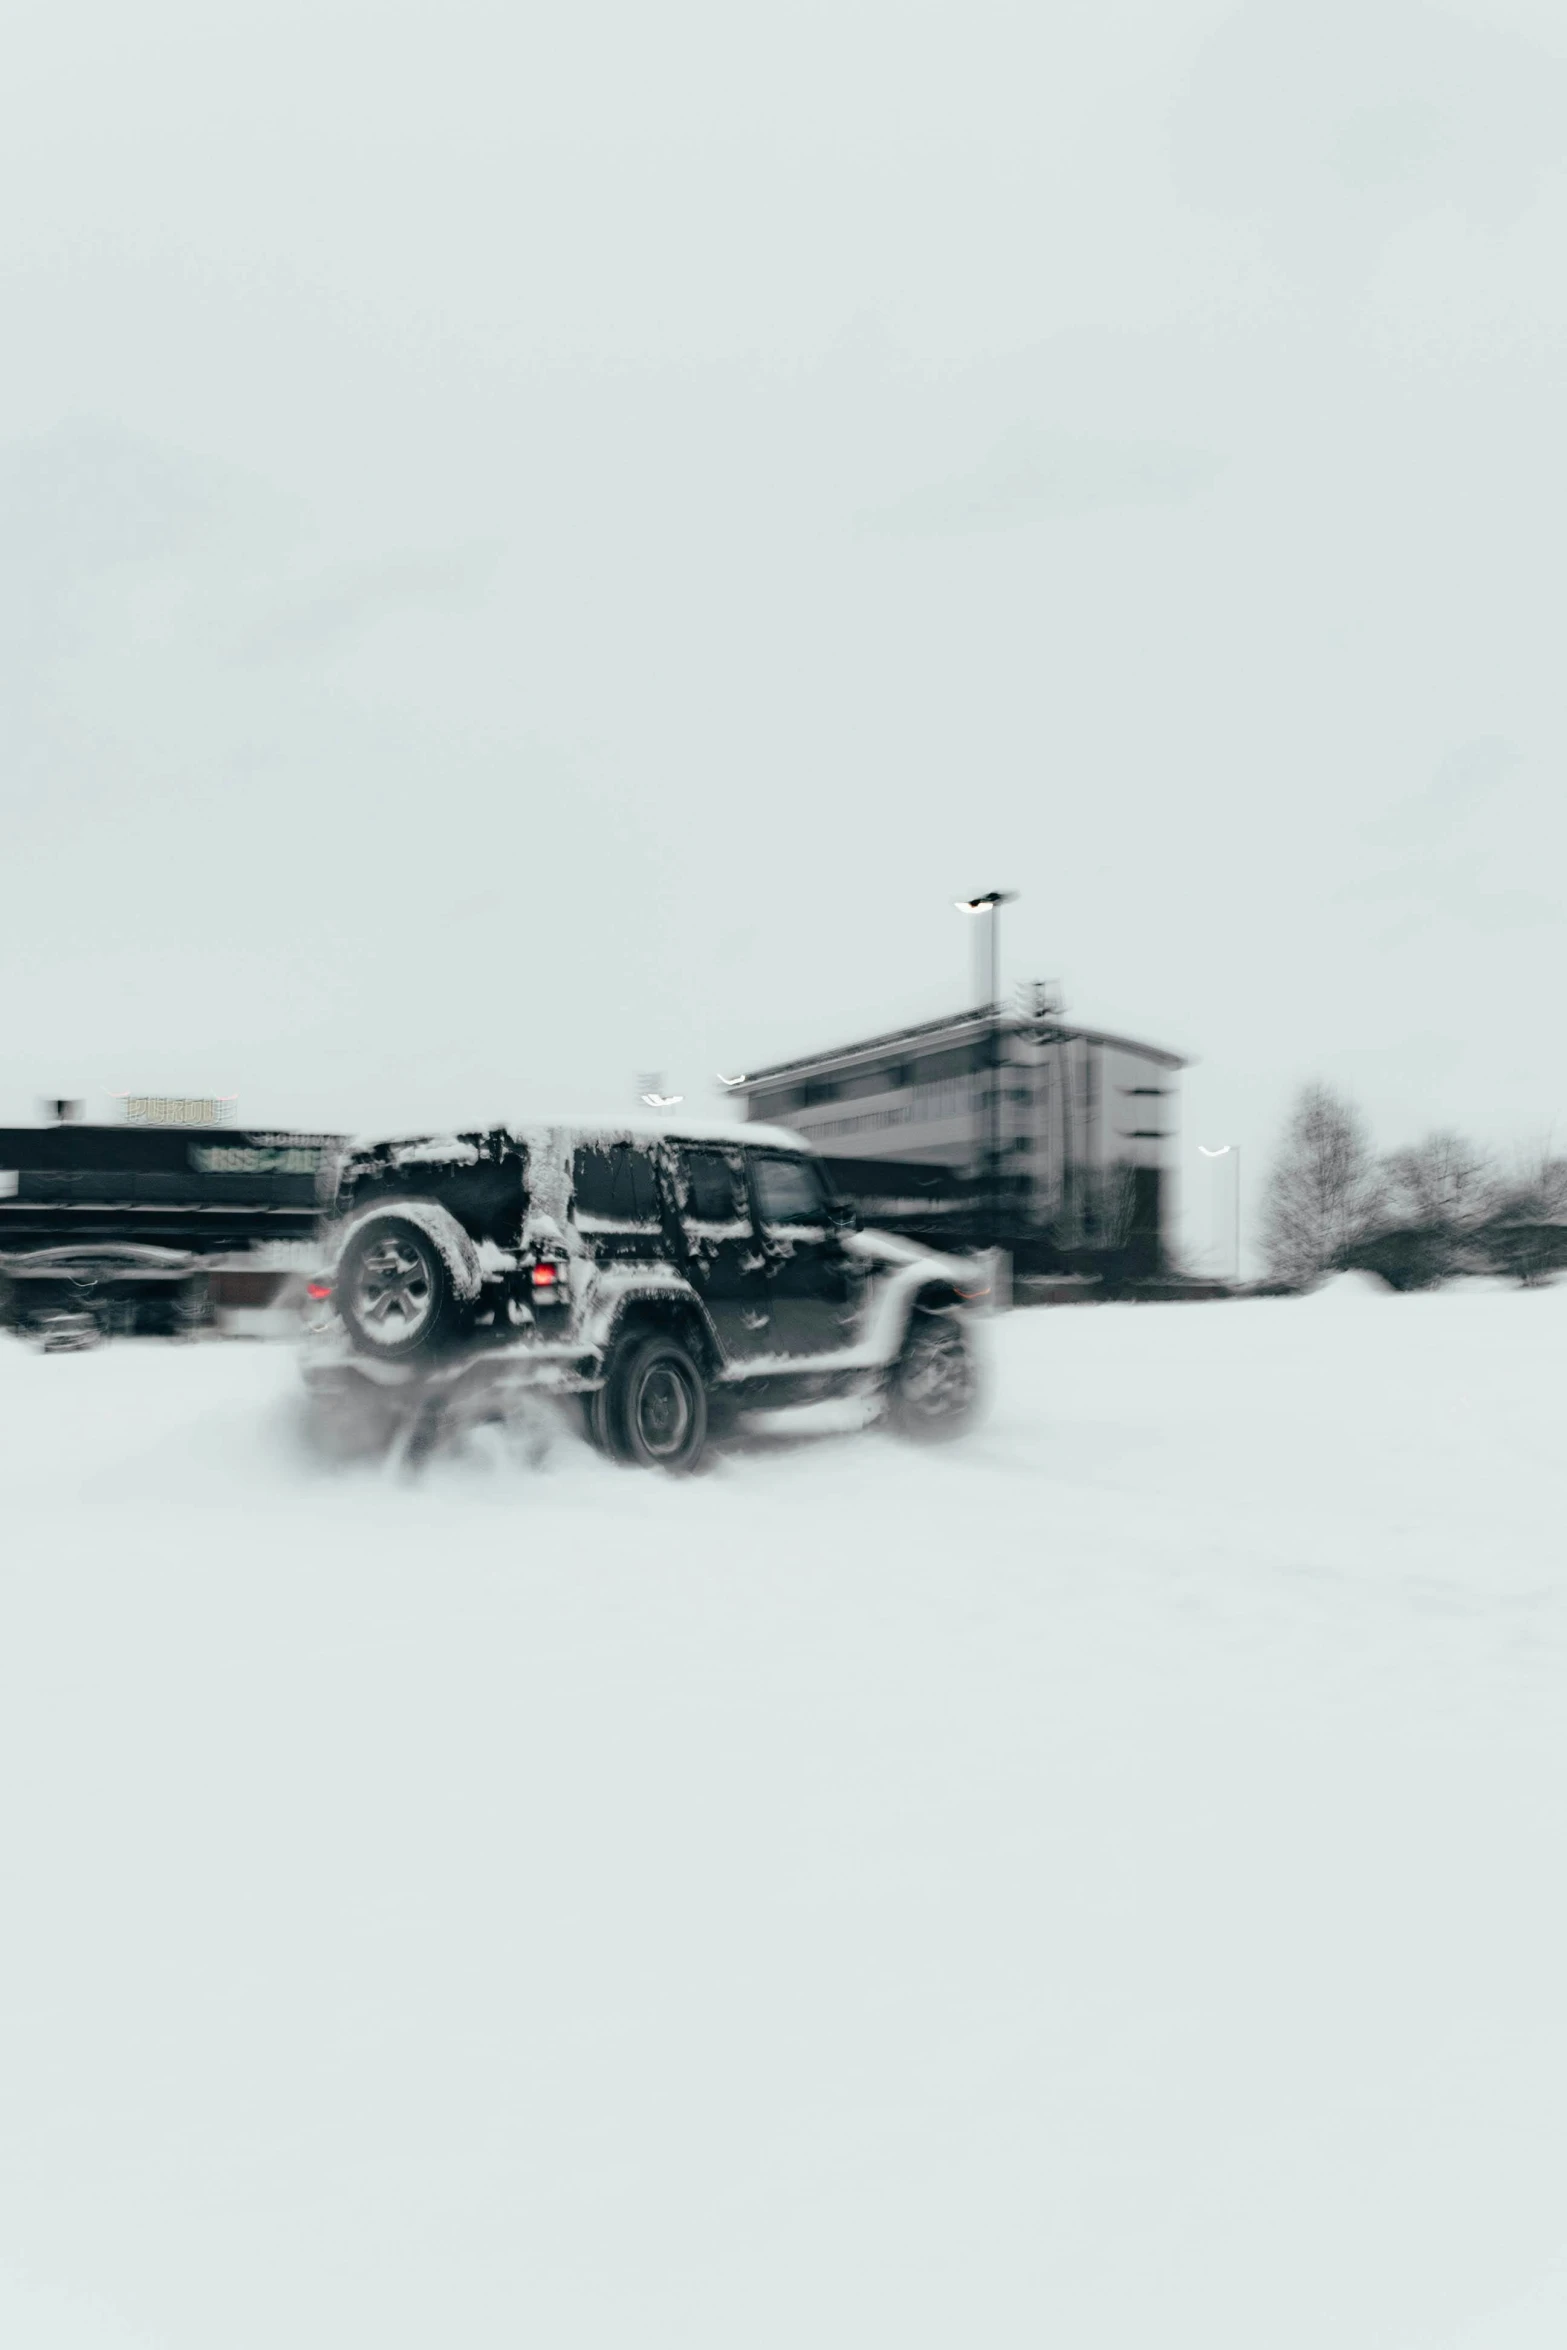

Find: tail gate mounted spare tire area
[332,1203,480,1363]
[598,1331,709,1471]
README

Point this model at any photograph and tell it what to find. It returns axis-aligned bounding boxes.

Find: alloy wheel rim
[637,1362,693,1457]
[354,1236,434,1341]
[906,1329,970,1416]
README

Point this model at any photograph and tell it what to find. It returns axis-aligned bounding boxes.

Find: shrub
[1346,1132,1496,1288]
[1476,1145,1567,1285]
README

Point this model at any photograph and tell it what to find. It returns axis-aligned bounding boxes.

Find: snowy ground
[2,1281,1566,2350]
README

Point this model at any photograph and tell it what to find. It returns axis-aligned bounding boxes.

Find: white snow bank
[1,1282,1566,2350]
[1302,1267,1397,1300]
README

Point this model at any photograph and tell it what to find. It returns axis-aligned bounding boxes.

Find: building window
[910,1043,986,1086]
[754,1086,805,1118]
[801,1105,912,1141]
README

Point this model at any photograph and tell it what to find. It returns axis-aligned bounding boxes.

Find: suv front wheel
[885,1305,980,1443]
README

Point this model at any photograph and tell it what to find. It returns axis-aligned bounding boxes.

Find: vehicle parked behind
[0,1243,210,1347]
[0,1120,334,1338]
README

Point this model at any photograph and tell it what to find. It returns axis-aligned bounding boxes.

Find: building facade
[731,1000,1185,1273]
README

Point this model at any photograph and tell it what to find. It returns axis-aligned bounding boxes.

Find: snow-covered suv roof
[347,1115,813,1158]
[510,1114,811,1152]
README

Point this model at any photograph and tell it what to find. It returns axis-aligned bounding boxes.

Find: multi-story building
[729,997,1185,1273]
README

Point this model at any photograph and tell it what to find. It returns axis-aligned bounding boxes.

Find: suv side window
[682,1148,746,1225]
[749,1151,828,1227]
[572,1142,661,1226]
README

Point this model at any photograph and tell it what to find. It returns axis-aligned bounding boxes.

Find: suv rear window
[572,1143,661,1224]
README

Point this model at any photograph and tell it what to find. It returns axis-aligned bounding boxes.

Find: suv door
[673,1143,774,1361]
[746,1148,861,1358]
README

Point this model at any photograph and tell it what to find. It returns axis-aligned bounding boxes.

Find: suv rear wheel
[334,1214,466,1362]
[601,1333,708,1471]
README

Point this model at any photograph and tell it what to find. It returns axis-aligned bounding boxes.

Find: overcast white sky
[4,0,1565,1258]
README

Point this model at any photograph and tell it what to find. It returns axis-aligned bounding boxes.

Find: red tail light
[306,1279,333,1301]
[529,1263,559,1290]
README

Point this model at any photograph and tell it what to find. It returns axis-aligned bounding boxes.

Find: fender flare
[590,1285,721,1377]
[886,1276,977,1362]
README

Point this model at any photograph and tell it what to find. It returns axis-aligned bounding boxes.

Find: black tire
[885,1306,981,1443]
[601,1333,708,1472]
[580,1388,616,1455]
[38,1309,102,1354]
[333,1215,467,1363]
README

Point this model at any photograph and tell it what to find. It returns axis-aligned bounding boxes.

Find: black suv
[302,1117,987,1469]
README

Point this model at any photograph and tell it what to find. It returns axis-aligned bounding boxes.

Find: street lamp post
[955,890,1018,1249]
[1197,1143,1241,1282]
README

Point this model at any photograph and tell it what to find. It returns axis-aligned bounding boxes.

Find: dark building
[731,999,1185,1276]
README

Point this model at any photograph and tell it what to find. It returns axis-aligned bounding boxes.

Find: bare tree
[1345,1129,1497,1287]
[1506,1139,1567,1221]
[1262,1083,1380,1285]
[1075,1161,1139,1251]
[1380,1132,1495,1233]
[1482,1139,1567,1284]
